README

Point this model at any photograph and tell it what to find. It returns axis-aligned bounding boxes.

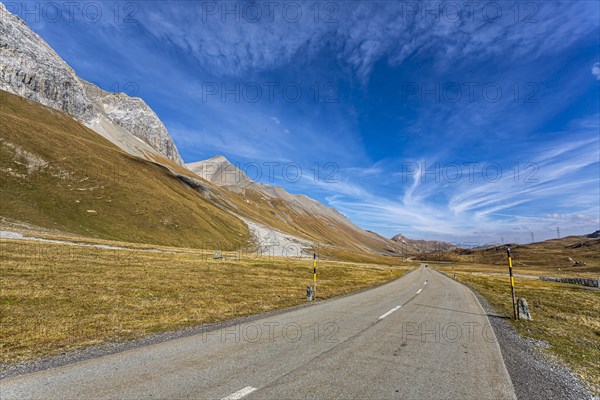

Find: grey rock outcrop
[78,79,183,164]
[0,3,183,165]
[0,4,94,120]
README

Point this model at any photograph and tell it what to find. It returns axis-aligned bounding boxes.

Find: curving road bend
[1,266,516,399]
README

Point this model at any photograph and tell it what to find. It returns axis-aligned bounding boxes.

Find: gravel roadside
[468,287,596,400]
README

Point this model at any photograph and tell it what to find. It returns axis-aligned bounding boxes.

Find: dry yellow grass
[0,239,411,365]
[446,271,600,394]
[430,261,599,279]
[435,237,600,273]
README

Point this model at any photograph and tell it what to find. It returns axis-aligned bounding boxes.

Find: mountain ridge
[0,3,183,165]
[0,4,414,260]
[187,155,366,229]
[391,233,456,253]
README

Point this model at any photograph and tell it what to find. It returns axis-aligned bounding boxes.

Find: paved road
[1,266,516,399]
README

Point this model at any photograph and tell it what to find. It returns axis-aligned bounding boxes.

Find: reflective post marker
[507,247,518,319]
[313,253,317,300]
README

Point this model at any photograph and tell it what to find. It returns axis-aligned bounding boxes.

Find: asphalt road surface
[1,266,516,399]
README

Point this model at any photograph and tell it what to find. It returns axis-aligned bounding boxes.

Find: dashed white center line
[378,305,402,320]
[221,386,257,400]
[424,281,428,285]
[416,288,423,294]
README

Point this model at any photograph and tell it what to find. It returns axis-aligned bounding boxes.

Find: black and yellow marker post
[506,247,518,319]
[313,253,317,300]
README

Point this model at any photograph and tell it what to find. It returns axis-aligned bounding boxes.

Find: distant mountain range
[437,233,600,269]
[390,233,456,254]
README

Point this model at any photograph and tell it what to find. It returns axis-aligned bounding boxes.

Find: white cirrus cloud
[132,1,599,81]
[592,63,600,80]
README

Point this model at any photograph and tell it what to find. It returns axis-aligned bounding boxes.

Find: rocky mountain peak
[186,156,255,189]
[79,79,183,164]
[0,4,183,165]
[391,234,409,243]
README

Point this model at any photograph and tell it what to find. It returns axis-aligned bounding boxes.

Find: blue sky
[8,1,600,244]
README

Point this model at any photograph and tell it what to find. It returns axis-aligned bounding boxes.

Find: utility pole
[557,226,561,239]
[506,247,518,319]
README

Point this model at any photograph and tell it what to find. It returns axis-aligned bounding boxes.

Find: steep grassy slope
[0,91,248,249]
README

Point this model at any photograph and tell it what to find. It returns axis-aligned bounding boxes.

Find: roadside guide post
[506,247,518,319]
[313,253,317,300]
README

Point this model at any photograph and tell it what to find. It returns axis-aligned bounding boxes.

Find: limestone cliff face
[0,3,183,165]
[0,4,94,121]
[79,79,183,164]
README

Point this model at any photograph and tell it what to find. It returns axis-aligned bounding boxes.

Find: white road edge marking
[378,305,402,320]
[416,288,423,294]
[221,386,257,400]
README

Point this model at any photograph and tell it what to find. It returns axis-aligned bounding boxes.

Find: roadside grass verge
[429,261,599,279]
[0,239,410,365]
[451,272,599,393]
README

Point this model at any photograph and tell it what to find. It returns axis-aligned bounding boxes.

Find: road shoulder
[466,286,594,400]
